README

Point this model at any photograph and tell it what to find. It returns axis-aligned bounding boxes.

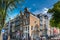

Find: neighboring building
[37,13,50,38]
[53,27,60,35]
[50,27,60,37]
[7,8,40,40]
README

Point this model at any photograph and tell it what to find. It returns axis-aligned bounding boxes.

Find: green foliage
[50,19,55,27]
[48,1,60,28]
[0,0,24,31]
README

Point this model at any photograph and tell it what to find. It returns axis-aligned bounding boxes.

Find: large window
[23,21,25,25]
[20,27,22,30]
[26,13,29,18]
[28,26,29,31]
[24,26,27,31]
[25,26,29,31]
[24,33,28,38]
[25,20,29,25]
[23,20,29,25]
[24,13,29,19]
[26,27,27,31]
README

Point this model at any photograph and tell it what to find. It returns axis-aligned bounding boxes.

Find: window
[28,26,29,32]
[40,24,43,26]
[23,33,28,38]
[34,21,36,23]
[26,27,27,31]
[40,19,42,22]
[31,26,33,30]
[24,26,27,31]
[24,26,29,32]
[24,16,26,19]
[25,20,29,25]
[20,20,22,23]
[23,21,25,25]
[26,33,28,38]
[12,25,15,32]
[26,13,29,18]
[44,21,46,23]
[24,13,29,19]
[22,13,24,15]
[28,26,29,30]
[40,16,42,19]
[20,27,22,30]
[11,21,14,24]
[28,33,29,38]
[40,26,43,30]
[44,24,46,27]
[15,21,20,26]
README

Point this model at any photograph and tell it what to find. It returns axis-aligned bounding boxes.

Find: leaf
[48,1,60,28]
[0,0,24,31]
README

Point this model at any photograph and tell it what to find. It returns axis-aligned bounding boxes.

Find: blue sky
[7,0,58,21]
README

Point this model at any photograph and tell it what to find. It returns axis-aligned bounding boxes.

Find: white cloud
[10,16,14,19]
[33,8,48,15]
[42,8,48,14]
[10,13,18,20]
[33,10,40,15]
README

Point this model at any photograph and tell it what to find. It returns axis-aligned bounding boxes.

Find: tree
[48,1,60,28]
[0,0,24,31]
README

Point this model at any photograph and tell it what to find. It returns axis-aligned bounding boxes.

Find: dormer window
[26,13,29,18]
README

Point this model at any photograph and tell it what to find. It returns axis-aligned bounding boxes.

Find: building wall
[37,14,51,37]
[30,14,40,38]
[7,8,40,39]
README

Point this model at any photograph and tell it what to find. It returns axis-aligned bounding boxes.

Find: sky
[7,0,58,21]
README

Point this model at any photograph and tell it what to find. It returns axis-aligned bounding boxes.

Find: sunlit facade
[7,8,40,40]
